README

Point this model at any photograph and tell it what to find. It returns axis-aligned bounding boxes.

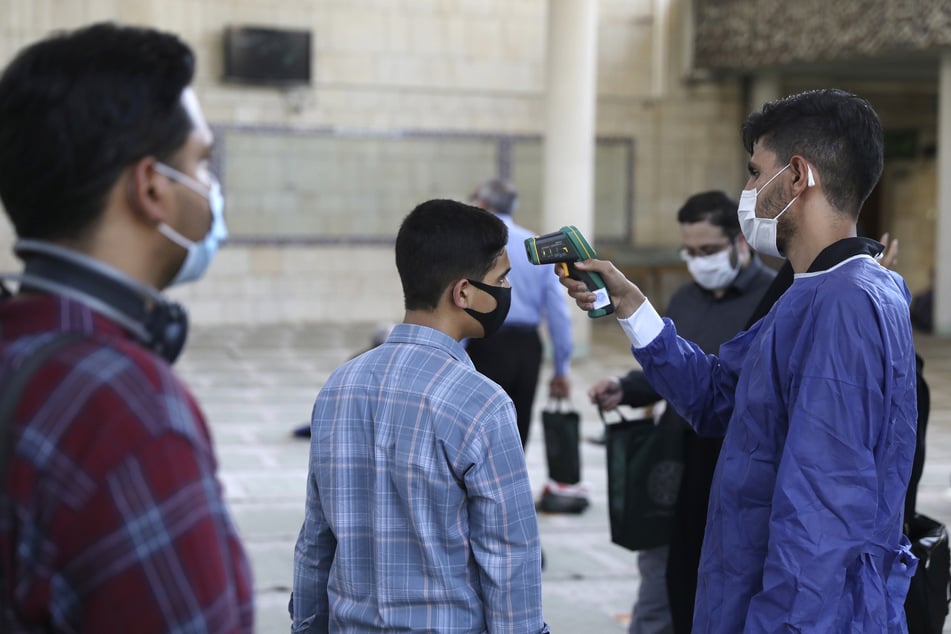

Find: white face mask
[154,162,228,286]
[683,246,741,291]
[737,163,814,258]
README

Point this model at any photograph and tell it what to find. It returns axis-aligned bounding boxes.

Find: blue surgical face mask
[154,162,228,286]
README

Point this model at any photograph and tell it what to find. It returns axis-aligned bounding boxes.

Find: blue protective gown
[634,252,918,633]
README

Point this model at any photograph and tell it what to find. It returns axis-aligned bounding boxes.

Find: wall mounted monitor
[223,26,312,86]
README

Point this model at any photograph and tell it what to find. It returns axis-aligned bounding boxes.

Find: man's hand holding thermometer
[525,225,646,319]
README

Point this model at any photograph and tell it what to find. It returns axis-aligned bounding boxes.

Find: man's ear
[126,156,174,224]
[789,155,816,195]
[451,278,471,309]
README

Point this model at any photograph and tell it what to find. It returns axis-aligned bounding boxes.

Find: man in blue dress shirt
[466,178,587,513]
[291,199,549,634]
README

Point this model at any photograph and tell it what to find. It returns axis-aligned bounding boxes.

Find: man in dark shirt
[0,23,253,632]
[590,191,775,634]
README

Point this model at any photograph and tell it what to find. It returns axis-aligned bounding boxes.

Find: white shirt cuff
[618,299,664,348]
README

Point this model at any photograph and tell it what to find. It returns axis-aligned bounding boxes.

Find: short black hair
[0,22,196,240]
[396,199,508,311]
[676,191,740,239]
[741,88,883,217]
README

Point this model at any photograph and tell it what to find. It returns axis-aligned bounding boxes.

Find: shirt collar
[386,323,473,366]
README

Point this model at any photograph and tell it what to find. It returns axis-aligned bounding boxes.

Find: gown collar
[806,236,884,273]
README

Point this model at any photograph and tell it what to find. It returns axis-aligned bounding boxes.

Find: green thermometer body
[524,225,615,318]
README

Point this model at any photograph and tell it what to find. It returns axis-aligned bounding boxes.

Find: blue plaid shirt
[291,324,548,633]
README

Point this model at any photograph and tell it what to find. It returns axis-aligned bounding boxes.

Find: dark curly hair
[676,191,740,239]
[396,199,508,310]
[741,88,883,218]
[0,22,196,240]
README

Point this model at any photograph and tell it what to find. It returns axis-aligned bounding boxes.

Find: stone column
[542,0,599,354]
[936,52,951,335]
[749,73,781,116]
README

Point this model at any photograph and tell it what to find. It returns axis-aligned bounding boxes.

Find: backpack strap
[0,332,84,628]
[0,332,85,481]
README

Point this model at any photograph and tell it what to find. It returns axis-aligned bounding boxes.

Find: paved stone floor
[176,320,951,634]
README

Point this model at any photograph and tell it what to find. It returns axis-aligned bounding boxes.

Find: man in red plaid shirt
[0,23,253,632]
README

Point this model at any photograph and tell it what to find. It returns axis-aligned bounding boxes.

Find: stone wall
[695,0,951,71]
[0,0,747,324]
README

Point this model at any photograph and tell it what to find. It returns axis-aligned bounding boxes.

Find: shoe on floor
[536,483,590,515]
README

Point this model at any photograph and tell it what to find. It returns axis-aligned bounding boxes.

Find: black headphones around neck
[3,240,189,364]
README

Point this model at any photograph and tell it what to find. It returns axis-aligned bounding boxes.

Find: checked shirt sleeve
[291,462,336,634]
[14,345,257,634]
[464,399,548,634]
[56,430,254,633]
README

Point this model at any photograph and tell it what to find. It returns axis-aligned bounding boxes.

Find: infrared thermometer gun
[524,225,615,318]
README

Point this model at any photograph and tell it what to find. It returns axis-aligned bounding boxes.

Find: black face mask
[464,279,512,338]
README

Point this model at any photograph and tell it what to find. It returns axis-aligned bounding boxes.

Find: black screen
[224,26,312,86]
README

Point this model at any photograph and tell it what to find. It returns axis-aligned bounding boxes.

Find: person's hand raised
[554,259,647,319]
[878,232,898,269]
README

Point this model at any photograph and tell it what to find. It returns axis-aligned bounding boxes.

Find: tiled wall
[217,127,634,245]
[0,0,752,324]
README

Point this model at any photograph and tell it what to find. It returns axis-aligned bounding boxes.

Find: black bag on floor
[601,404,683,552]
[542,400,581,485]
[905,513,951,634]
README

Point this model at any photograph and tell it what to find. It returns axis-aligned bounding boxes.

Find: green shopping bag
[601,404,684,551]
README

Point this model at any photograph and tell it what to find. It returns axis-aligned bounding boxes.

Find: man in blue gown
[560,89,918,632]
